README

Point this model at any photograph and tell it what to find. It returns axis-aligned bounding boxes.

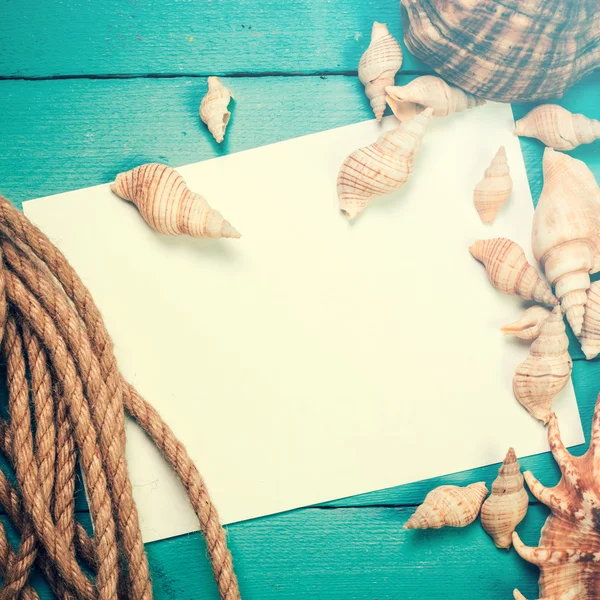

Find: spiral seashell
[532,149,600,336]
[514,104,600,151]
[358,22,403,121]
[513,307,572,424]
[501,306,552,341]
[473,146,512,224]
[480,448,529,550]
[401,0,600,102]
[110,163,241,239]
[404,483,488,530]
[469,238,557,307]
[578,280,600,360]
[385,75,485,122]
[337,108,433,220]
[200,76,234,143]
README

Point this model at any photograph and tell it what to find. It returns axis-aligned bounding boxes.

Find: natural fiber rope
[0,195,240,599]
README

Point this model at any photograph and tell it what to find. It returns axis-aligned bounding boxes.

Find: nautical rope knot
[0,195,239,600]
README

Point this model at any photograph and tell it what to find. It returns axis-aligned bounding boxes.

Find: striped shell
[579,281,600,360]
[501,306,552,341]
[401,0,600,102]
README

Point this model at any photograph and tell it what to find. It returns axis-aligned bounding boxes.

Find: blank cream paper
[24,103,584,543]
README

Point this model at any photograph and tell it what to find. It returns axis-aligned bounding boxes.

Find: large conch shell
[512,307,572,424]
[514,104,600,151]
[469,238,557,307]
[513,397,600,599]
[501,306,552,341]
[200,76,234,143]
[579,280,600,360]
[532,149,600,336]
[473,146,512,224]
[385,75,485,122]
[358,22,403,121]
[481,448,529,550]
[401,0,600,102]
[337,108,432,220]
[404,483,488,530]
[111,163,241,239]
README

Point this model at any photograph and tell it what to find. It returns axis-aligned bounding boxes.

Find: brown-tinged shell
[515,104,600,151]
[501,306,552,341]
[481,448,529,549]
[532,149,600,336]
[405,482,488,530]
[111,163,241,239]
[469,238,557,307]
[337,108,433,220]
[513,398,600,599]
[200,76,234,144]
[512,307,572,424]
[473,146,513,224]
[401,0,600,102]
[579,280,600,361]
[358,22,403,121]
[384,75,485,122]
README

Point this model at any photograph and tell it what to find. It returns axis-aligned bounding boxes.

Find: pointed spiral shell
[532,149,600,336]
[358,22,403,121]
[481,448,529,550]
[469,238,557,307]
[579,280,600,360]
[337,108,432,220]
[200,76,234,143]
[513,307,572,424]
[501,306,552,341]
[385,75,485,122]
[515,104,600,151]
[111,163,241,239]
[473,146,513,224]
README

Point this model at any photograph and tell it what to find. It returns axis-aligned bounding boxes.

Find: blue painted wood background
[0,1,599,597]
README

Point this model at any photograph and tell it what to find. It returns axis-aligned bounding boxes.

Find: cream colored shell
[385,75,485,122]
[579,280,600,360]
[469,238,557,307]
[358,22,403,121]
[481,448,529,550]
[514,104,600,151]
[501,306,552,341]
[405,483,488,530]
[111,163,241,239]
[337,108,432,220]
[513,307,572,424]
[200,76,234,143]
[532,149,600,336]
[473,146,512,224]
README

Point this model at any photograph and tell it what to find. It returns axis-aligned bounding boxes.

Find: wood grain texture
[0,0,429,78]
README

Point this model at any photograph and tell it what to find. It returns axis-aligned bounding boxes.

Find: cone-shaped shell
[111,163,241,239]
[501,306,552,341]
[579,280,600,360]
[337,108,432,220]
[532,149,600,336]
[469,238,557,307]
[401,0,600,102]
[513,307,572,424]
[473,146,513,224]
[515,104,600,151]
[200,76,234,143]
[481,448,529,549]
[385,75,485,122]
[358,22,403,121]
[404,482,488,530]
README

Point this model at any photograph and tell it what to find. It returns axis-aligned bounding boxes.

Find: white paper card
[24,103,584,543]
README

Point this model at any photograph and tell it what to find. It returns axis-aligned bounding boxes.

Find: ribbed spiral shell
[200,76,234,143]
[515,104,600,151]
[110,163,241,239]
[473,146,513,224]
[501,306,552,341]
[513,307,572,424]
[579,281,600,360]
[469,238,557,307]
[337,108,433,220]
[385,75,485,122]
[358,22,403,121]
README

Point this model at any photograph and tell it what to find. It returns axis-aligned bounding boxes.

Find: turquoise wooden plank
[0,0,429,78]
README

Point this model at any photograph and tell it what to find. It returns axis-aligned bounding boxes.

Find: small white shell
[200,76,234,143]
[473,146,512,224]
